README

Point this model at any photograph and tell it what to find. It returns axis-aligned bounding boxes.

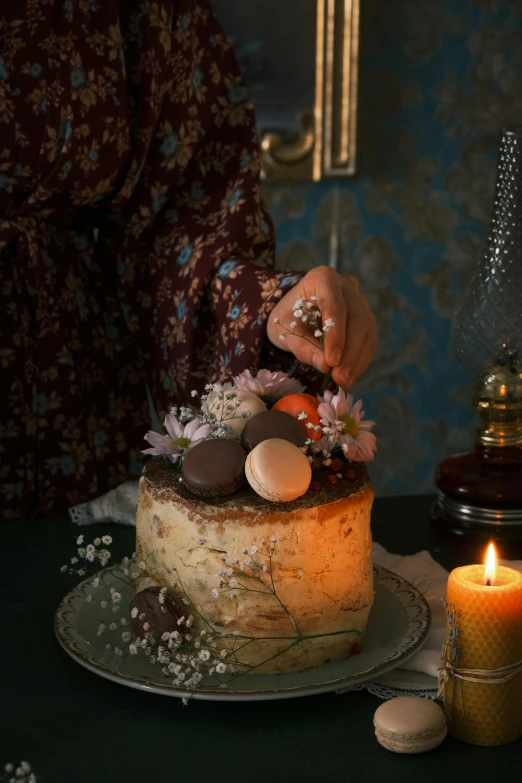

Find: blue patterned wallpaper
[261,0,522,497]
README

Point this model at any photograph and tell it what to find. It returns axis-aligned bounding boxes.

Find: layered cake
[134,365,377,677]
[135,455,374,674]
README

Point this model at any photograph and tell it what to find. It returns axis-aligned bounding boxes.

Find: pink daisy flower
[233,369,304,402]
[315,389,377,462]
[142,413,211,464]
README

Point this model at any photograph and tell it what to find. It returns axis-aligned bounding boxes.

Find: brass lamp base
[431,365,522,541]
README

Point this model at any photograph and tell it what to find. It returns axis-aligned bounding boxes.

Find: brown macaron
[129,586,182,641]
[241,409,307,452]
[181,438,246,498]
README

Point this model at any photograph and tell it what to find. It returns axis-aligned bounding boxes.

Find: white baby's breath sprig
[273,296,334,352]
[2,760,36,783]
[200,387,244,438]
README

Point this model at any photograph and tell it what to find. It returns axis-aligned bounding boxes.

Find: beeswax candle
[444,544,522,745]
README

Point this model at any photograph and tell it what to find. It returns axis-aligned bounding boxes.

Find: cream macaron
[374,696,447,754]
[245,438,312,502]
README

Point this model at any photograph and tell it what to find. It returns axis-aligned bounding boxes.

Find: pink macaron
[245,438,312,502]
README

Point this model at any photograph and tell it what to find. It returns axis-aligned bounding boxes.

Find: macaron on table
[374,697,447,754]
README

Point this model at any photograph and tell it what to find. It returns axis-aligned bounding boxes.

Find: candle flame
[484,543,497,586]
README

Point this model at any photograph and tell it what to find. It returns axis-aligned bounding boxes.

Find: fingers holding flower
[332,277,377,389]
[267,267,377,387]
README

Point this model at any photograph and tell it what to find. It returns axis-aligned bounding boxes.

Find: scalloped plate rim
[54,562,431,702]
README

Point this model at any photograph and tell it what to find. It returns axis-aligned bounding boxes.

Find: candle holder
[432,127,522,541]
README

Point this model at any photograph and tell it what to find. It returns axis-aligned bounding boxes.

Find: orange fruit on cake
[272,393,322,441]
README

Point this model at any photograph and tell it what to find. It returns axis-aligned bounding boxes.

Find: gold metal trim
[313,0,326,181]
[260,109,315,169]
[260,0,359,181]
[322,0,359,177]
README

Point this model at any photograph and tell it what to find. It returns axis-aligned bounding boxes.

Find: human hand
[267,266,377,389]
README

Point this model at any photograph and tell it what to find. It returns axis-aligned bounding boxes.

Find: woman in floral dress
[0,0,376,518]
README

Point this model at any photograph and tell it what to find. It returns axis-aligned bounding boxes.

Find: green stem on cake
[108,569,135,589]
[222,637,256,660]
[271,593,301,636]
[266,550,301,637]
[217,640,303,687]
[223,576,302,638]
[235,550,302,637]
[207,627,361,644]
[198,625,362,691]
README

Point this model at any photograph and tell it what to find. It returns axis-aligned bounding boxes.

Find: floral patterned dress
[0,0,317,519]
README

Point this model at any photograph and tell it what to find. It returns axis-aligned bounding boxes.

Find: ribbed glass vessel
[452,126,522,383]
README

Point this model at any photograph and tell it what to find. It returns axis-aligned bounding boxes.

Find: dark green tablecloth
[2,495,521,782]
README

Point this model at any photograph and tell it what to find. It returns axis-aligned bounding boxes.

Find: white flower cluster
[273,296,334,349]
[113,537,284,694]
[131,617,238,689]
[178,405,196,424]
[2,761,36,783]
[1,761,36,783]
[96,615,129,639]
[200,385,248,438]
[211,537,277,599]
[60,540,242,695]
[60,534,113,576]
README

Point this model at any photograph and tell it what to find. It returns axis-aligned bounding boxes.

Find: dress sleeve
[104,0,323,412]
[209,261,325,392]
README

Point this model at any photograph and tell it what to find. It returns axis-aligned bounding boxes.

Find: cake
[135,457,374,674]
[134,356,377,681]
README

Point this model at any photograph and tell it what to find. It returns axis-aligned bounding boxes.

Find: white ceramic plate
[54,563,431,701]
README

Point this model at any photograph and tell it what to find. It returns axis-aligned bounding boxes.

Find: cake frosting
[136,458,374,674]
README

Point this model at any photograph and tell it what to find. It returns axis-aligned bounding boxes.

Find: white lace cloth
[69,481,140,527]
[340,544,448,699]
[69,483,522,700]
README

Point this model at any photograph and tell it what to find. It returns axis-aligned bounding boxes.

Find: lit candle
[443,543,522,745]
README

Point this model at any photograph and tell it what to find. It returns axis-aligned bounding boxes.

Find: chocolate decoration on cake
[181,438,246,498]
[241,409,306,452]
[129,586,181,640]
[142,451,370,510]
